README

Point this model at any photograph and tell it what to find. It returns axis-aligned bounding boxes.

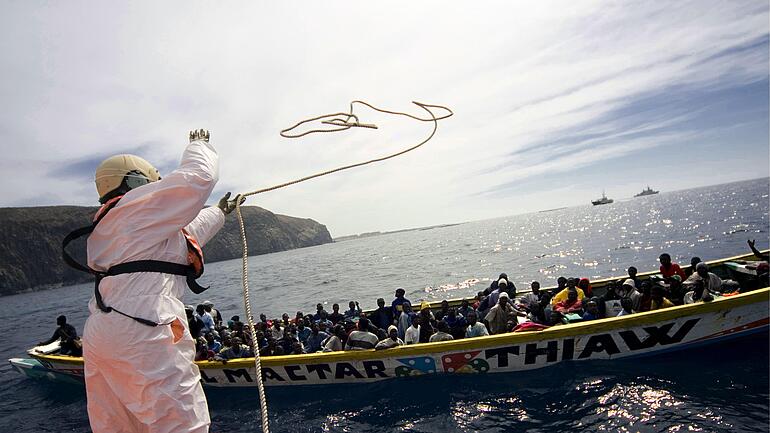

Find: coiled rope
[233,100,452,433]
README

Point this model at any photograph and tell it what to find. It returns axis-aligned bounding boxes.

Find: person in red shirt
[659,253,686,281]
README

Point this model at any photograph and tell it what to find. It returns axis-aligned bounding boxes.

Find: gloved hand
[218,192,245,215]
[189,129,210,143]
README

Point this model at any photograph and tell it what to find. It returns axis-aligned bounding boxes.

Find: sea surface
[1,178,768,432]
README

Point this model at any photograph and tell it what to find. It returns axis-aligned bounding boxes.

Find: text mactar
[199,318,700,384]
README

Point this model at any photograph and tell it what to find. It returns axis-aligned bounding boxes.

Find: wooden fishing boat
[10,251,769,387]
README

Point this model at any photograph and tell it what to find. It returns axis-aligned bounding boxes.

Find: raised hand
[189,129,210,143]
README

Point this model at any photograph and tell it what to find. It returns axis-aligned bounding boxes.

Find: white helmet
[94,154,160,203]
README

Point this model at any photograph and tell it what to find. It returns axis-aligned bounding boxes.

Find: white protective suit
[83,138,224,433]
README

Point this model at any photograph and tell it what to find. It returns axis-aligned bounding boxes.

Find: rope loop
[235,100,452,433]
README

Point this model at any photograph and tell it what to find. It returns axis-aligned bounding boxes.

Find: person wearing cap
[375,325,404,350]
[488,278,510,307]
[344,318,379,351]
[484,292,515,334]
[551,278,586,306]
[617,279,643,312]
[202,301,222,327]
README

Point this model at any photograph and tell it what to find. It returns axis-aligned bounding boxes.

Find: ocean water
[0,178,768,432]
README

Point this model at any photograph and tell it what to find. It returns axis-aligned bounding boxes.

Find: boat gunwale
[28,287,769,369]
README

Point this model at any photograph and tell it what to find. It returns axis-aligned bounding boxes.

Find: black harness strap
[62,198,208,327]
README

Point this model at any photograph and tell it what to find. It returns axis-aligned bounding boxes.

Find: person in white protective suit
[81,129,241,433]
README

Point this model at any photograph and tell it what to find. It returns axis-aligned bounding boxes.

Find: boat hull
[17,288,769,387]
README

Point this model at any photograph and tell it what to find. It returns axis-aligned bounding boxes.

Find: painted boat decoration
[10,251,769,387]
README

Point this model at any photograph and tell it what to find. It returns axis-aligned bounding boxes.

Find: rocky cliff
[0,205,332,296]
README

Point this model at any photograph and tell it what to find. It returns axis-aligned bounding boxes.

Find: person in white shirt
[375,325,405,350]
[517,281,541,310]
[465,311,489,338]
[344,318,379,351]
[322,325,346,352]
[404,316,421,345]
[195,304,215,333]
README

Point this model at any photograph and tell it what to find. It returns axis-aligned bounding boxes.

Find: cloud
[0,1,767,235]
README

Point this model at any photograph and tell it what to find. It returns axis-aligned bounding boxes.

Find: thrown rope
[234,100,453,433]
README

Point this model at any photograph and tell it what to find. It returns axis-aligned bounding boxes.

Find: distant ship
[634,185,659,197]
[591,190,614,206]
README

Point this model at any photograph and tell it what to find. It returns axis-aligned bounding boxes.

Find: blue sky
[0,1,767,236]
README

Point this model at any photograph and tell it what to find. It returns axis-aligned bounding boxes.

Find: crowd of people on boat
[43,241,769,360]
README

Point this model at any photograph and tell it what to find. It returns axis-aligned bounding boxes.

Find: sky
[1,1,768,237]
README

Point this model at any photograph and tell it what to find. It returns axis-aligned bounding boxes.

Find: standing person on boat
[659,253,687,281]
[80,130,240,433]
[396,301,415,339]
[202,300,222,327]
[371,298,394,331]
[391,288,410,316]
[38,315,82,356]
[404,316,421,344]
[196,304,215,334]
